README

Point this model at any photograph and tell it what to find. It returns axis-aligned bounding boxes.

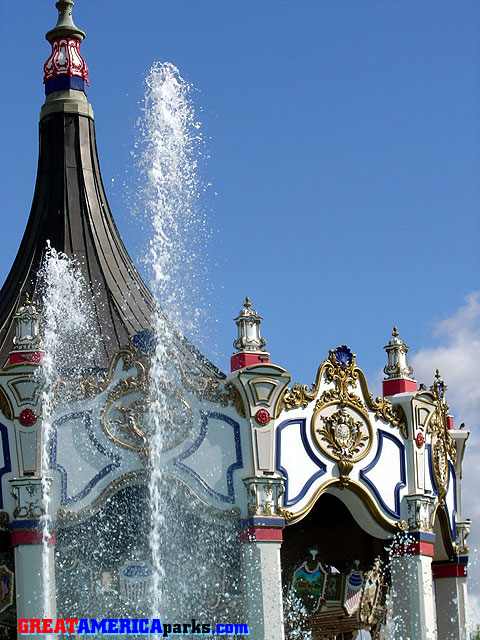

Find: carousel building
[0,3,471,639]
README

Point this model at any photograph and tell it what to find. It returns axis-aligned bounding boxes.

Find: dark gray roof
[0,99,223,380]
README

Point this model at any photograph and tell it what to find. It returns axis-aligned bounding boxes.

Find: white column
[434,564,469,640]
[10,478,56,638]
[14,541,56,621]
[241,534,284,640]
[390,553,437,640]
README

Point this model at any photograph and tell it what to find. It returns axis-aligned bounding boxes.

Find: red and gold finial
[43,1,89,95]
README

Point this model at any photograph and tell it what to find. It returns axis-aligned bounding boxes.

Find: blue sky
[1,0,480,623]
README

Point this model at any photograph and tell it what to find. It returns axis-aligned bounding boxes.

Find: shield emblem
[291,561,328,613]
[343,569,363,615]
[119,561,153,603]
[0,566,14,613]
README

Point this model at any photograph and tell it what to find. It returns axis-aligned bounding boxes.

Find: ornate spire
[233,297,267,353]
[382,327,417,396]
[230,297,270,372]
[43,1,89,95]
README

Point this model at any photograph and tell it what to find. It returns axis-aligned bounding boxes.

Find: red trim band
[230,352,271,372]
[11,531,56,546]
[9,351,44,365]
[239,527,283,543]
[432,563,468,578]
[390,540,434,557]
[383,378,417,396]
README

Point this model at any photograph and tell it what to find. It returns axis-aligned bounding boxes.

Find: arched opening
[282,493,389,639]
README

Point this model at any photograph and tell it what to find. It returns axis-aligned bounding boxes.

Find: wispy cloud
[411,291,480,629]
[411,291,480,427]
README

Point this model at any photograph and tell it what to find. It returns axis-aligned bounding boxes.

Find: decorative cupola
[230,297,270,372]
[0,0,223,383]
[8,295,44,366]
[44,0,89,95]
[382,326,417,396]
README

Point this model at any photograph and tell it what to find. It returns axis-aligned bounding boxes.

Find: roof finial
[43,1,89,95]
[382,326,417,396]
[46,1,85,43]
[230,297,270,371]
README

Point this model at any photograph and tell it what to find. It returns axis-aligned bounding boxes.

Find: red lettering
[65,619,79,633]
[54,619,67,634]
[30,620,41,633]
[41,620,53,633]
[18,620,29,634]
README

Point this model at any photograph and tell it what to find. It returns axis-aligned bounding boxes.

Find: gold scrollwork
[282,380,318,411]
[312,404,373,487]
[420,372,457,502]
[173,349,246,418]
[279,347,408,438]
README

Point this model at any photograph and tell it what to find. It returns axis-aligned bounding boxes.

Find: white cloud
[411,291,480,427]
[411,292,480,630]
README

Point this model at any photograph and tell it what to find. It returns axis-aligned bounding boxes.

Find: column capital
[456,520,470,555]
[244,476,285,519]
[406,494,436,534]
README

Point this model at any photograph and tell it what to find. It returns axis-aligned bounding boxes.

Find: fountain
[0,3,472,640]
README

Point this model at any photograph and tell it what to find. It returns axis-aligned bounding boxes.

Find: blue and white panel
[444,462,457,538]
[359,430,406,519]
[173,411,242,504]
[51,411,122,505]
[276,419,326,506]
[424,443,436,496]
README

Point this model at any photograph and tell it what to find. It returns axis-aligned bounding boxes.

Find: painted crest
[119,560,153,602]
[342,568,363,616]
[291,560,328,613]
[0,566,14,613]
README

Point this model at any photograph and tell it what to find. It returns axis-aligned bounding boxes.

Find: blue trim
[0,423,12,509]
[445,462,457,539]
[359,430,406,519]
[45,75,87,95]
[173,411,243,504]
[50,411,122,505]
[425,444,438,496]
[276,418,326,506]
[410,530,436,543]
[241,517,285,527]
[8,519,40,530]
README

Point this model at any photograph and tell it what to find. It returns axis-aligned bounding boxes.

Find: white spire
[233,297,267,353]
[383,326,414,380]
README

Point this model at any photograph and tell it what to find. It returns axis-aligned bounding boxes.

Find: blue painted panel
[425,443,438,496]
[276,418,326,506]
[444,462,457,539]
[50,411,122,505]
[173,411,243,504]
[359,430,406,519]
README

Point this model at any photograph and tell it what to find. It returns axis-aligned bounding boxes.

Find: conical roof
[0,1,223,380]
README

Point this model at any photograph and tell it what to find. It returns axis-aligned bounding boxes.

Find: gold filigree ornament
[422,370,457,502]
[103,378,193,459]
[280,346,407,438]
[98,346,193,458]
[171,349,246,418]
[312,405,373,487]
